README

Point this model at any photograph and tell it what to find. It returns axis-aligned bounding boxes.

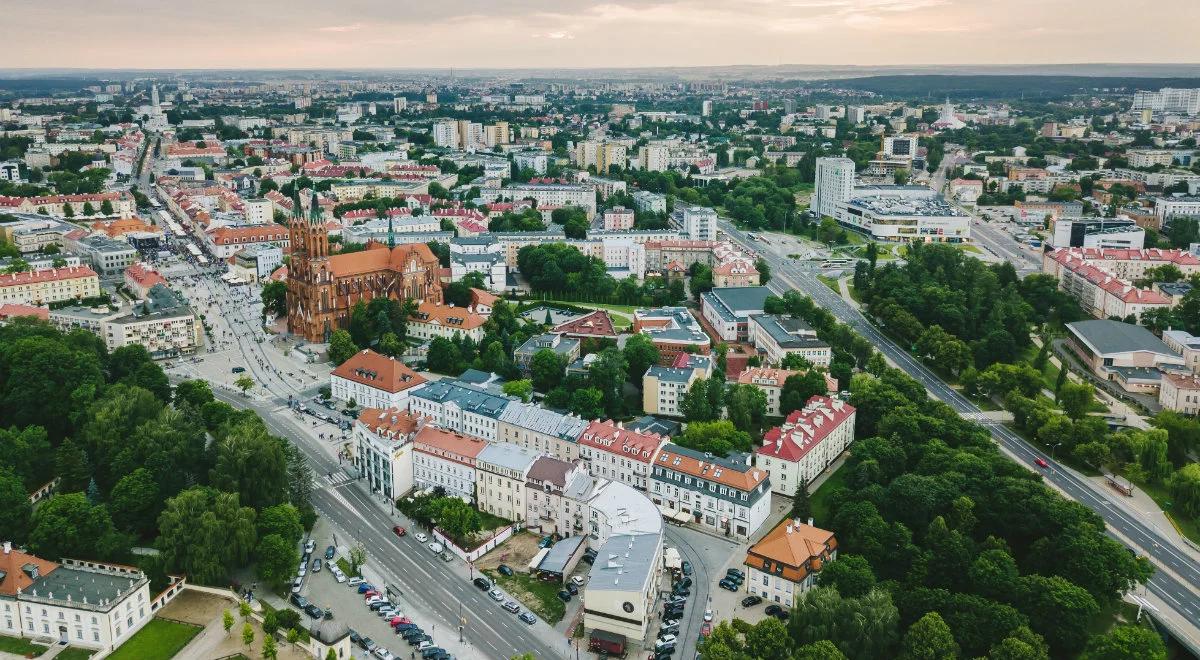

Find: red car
[1034,457,1049,468]
[363,590,379,599]
[389,616,411,626]
[392,525,406,537]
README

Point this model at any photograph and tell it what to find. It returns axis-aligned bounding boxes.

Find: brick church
[286,194,442,343]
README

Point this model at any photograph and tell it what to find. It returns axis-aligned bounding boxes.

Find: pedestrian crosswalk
[313,472,354,489]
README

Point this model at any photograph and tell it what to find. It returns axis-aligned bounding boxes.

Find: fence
[149,575,188,613]
[433,524,515,563]
[27,477,59,505]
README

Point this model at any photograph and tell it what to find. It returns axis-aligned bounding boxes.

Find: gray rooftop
[515,333,580,358]
[411,379,513,418]
[477,442,539,472]
[703,286,774,322]
[25,565,146,612]
[498,401,588,441]
[750,314,830,350]
[627,415,681,438]
[1067,319,1179,358]
[536,536,586,575]
[587,533,661,593]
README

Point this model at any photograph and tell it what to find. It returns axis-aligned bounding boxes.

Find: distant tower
[151,84,160,109]
[387,215,396,249]
[287,192,332,342]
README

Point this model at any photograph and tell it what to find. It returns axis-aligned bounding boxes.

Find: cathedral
[286,194,443,343]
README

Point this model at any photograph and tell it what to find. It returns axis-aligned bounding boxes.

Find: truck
[588,629,626,657]
[663,547,682,573]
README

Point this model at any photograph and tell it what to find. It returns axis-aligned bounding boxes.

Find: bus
[821,259,853,269]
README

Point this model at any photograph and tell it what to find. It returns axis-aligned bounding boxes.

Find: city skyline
[7,0,1200,70]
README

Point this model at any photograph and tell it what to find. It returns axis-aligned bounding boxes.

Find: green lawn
[0,634,47,656]
[106,619,201,660]
[810,465,851,528]
[546,301,634,329]
[484,569,566,624]
[816,275,840,293]
[1133,480,1200,546]
[55,648,95,660]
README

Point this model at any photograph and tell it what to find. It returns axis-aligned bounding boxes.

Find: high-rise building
[813,157,855,219]
[432,121,459,148]
[1132,87,1200,115]
[882,135,918,159]
[701,100,713,117]
[783,99,797,114]
[597,143,627,174]
[640,144,669,172]
[392,96,407,113]
[683,207,717,241]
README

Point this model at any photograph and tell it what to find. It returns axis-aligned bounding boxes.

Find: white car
[304,539,316,555]
[417,641,434,651]
[658,634,677,646]
[366,596,384,605]
[488,588,504,602]
[571,575,586,587]
[348,576,364,587]
[331,568,347,584]
[428,542,444,554]
[373,648,394,659]
[297,562,307,578]
[290,577,302,594]
[414,533,428,543]
[703,609,713,622]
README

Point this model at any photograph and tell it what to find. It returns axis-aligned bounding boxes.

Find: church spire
[308,192,322,225]
[387,214,395,249]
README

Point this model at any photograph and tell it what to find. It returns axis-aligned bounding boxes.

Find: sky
[7,0,1200,70]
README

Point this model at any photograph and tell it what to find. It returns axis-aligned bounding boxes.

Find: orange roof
[0,266,97,287]
[552,309,617,338]
[579,420,667,464]
[1163,372,1200,391]
[410,301,486,331]
[0,546,60,596]
[209,226,289,246]
[744,519,836,584]
[333,349,427,394]
[326,242,438,279]
[470,288,499,308]
[654,444,767,491]
[92,217,154,238]
[412,426,488,464]
[0,304,49,321]
[356,407,426,436]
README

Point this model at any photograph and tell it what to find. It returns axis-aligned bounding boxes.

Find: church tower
[286,193,333,342]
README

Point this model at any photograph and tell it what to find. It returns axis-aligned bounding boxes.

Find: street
[719,218,1200,651]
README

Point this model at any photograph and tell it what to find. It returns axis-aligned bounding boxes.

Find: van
[428,542,444,554]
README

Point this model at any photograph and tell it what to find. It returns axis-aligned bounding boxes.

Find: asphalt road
[721,220,1200,643]
[166,269,568,660]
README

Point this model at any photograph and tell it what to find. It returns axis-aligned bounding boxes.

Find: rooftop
[744,519,836,585]
[1067,319,1180,358]
[411,379,513,420]
[332,349,427,394]
[587,533,661,594]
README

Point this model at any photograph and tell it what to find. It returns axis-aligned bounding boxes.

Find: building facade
[756,396,856,496]
[330,349,427,410]
[649,444,772,539]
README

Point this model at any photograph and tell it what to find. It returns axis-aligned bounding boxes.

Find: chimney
[786,524,792,534]
[807,517,814,527]
[2,541,9,554]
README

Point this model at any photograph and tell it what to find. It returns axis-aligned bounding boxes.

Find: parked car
[231,366,246,373]
[502,600,520,614]
[518,612,537,625]
[421,648,446,659]
[414,532,428,543]
[373,648,394,660]
[557,590,572,602]
[703,609,713,622]
[291,577,303,594]
[311,558,322,573]
[488,588,504,602]
[672,586,689,598]
[566,583,579,595]
[407,634,431,646]
[392,526,407,537]
[741,595,763,607]
[331,567,347,583]
[304,604,323,619]
[325,546,336,560]
[571,575,586,587]
[726,568,745,580]
[538,536,554,548]
[677,577,692,589]
[348,577,365,587]
[289,594,309,609]
[394,623,418,633]
[681,561,693,576]
[349,630,362,648]
[297,562,307,578]
[473,577,491,590]
[428,542,444,554]
[356,583,374,593]
[441,552,453,562]
[581,554,595,565]
[498,565,514,576]
[658,634,677,646]
[363,638,377,652]
[717,578,738,591]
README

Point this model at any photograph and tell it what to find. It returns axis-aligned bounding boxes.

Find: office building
[813,157,855,219]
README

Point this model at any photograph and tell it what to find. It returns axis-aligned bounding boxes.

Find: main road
[166,266,568,660]
[723,219,1200,649]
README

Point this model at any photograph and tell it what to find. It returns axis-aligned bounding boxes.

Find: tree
[235,375,255,395]
[100,199,114,215]
[0,469,32,544]
[157,487,257,585]
[427,336,464,375]
[223,609,234,635]
[63,202,74,218]
[328,330,358,365]
[1016,574,1099,655]
[210,421,289,512]
[899,612,959,660]
[795,641,849,660]
[563,216,588,239]
[790,587,899,660]
[242,623,254,648]
[109,468,160,537]
[1080,625,1166,660]
[55,437,91,493]
[818,554,876,598]
[256,534,299,586]
[530,349,566,392]
[501,379,533,402]
[675,420,752,456]
[680,378,719,422]
[257,503,304,546]
[988,627,1050,660]
[1057,381,1094,420]
[260,281,288,318]
[780,370,830,415]
[83,202,95,216]
[756,257,772,285]
[261,609,278,635]
[27,492,128,562]
[587,348,628,417]
[725,383,768,435]
[434,497,482,540]
[569,387,605,419]
[1170,463,1200,517]
[790,482,812,521]
[349,542,367,574]
[174,379,214,409]
[623,333,661,382]
[745,617,792,658]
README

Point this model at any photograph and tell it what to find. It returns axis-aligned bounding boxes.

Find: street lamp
[1050,442,1063,459]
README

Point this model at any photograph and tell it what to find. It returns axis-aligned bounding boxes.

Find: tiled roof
[412,426,488,463]
[758,396,855,462]
[655,443,767,492]
[744,519,836,584]
[356,407,426,437]
[0,546,59,596]
[325,242,438,278]
[552,309,617,338]
[410,301,487,331]
[579,420,667,464]
[0,266,98,287]
[333,349,427,394]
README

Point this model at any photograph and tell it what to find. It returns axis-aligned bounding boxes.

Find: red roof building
[757,396,855,495]
[331,349,427,409]
[552,309,618,340]
[577,419,668,490]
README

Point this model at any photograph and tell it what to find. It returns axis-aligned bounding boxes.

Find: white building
[412,426,488,502]
[497,401,588,463]
[0,543,153,653]
[601,239,645,279]
[330,349,428,410]
[649,444,772,539]
[354,408,423,500]
[755,396,856,496]
[747,314,832,367]
[449,237,508,292]
[1132,87,1200,115]
[743,520,837,606]
[407,301,487,343]
[682,207,717,241]
[813,157,855,219]
[48,284,201,358]
[479,182,597,219]
[1155,196,1200,224]
[632,191,667,215]
[432,121,459,149]
[408,379,512,441]
[736,367,836,417]
[475,442,539,522]
[513,152,548,175]
[838,185,971,243]
[577,420,668,491]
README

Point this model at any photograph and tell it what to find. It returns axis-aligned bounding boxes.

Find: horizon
[8,0,1200,70]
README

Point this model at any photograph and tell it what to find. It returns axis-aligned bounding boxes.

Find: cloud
[318,23,363,32]
[533,31,576,39]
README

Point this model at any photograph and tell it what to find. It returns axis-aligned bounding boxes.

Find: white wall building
[412,426,487,502]
[755,396,856,496]
[330,349,428,410]
[813,157,855,219]
[649,444,772,540]
[354,408,422,500]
